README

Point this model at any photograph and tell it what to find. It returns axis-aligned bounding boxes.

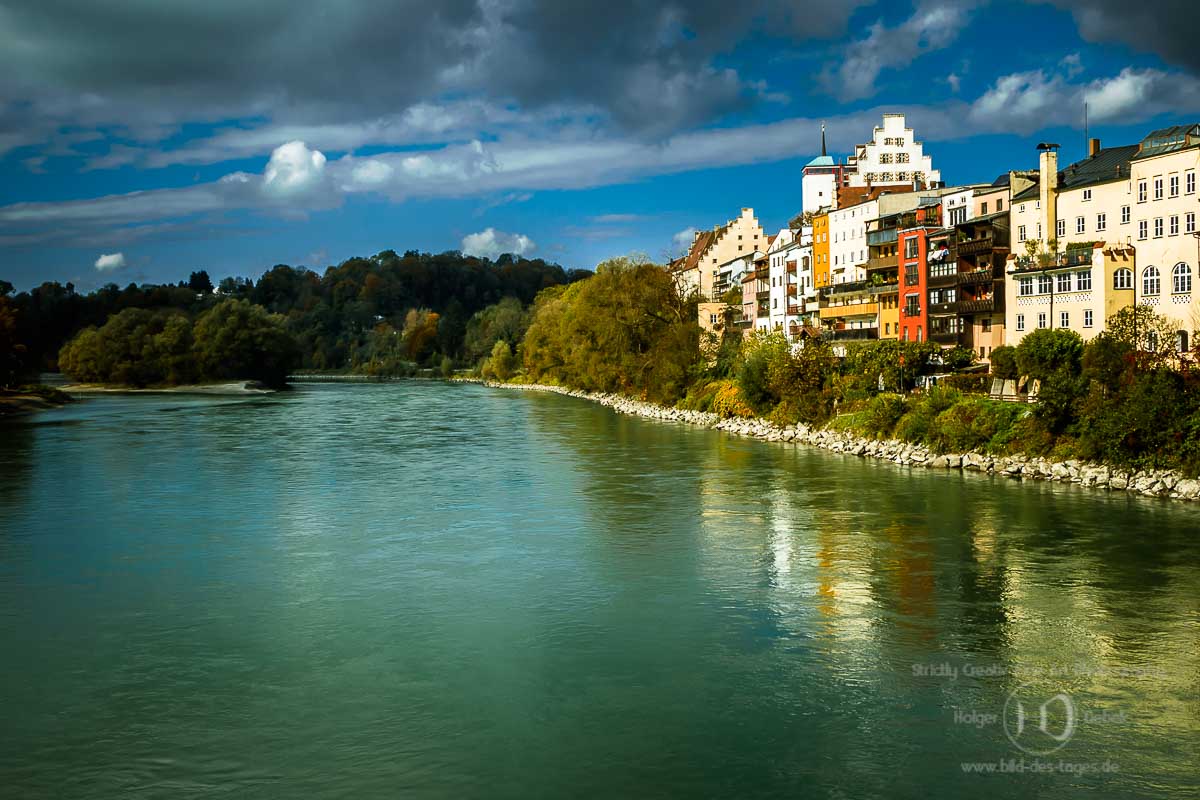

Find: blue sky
[2,0,1198,290]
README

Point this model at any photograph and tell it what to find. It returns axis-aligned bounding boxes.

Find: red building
[897,202,946,343]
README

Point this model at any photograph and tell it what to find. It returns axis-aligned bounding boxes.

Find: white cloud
[94,252,126,271]
[460,228,536,259]
[826,1,973,100]
[262,141,327,197]
[349,158,395,186]
[672,227,698,253]
[947,73,961,93]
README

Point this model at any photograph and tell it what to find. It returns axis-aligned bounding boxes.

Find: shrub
[893,387,961,445]
[927,397,1024,454]
[860,393,908,439]
[489,340,515,381]
[736,344,777,413]
[941,373,989,394]
[711,380,755,418]
[1016,328,1083,380]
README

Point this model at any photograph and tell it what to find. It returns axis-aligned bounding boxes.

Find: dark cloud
[0,0,868,147]
[1043,1,1200,73]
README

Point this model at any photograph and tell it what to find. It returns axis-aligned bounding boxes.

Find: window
[996,199,1004,212]
[1018,225,1027,242]
[1076,216,1085,234]
[1170,216,1180,236]
[1173,263,1193,294]
[1097,213,1106,232]
[1154,218,1163,238]
[1121,205,1131,224]
[1077,270,1092,291]
[1084,309,1093,328]
[981,201,989,216]
[981,318,992,332]
[1083,189,1092,201]
[881,173,893,182]
[904,237,919,258]
[709,313,719,326]
[897,153,910,163]
[1138,180,1147,202]
[1056,219,1066,238]
[1187,171,1196,194]
[880,153,893,164]
[1114,268,1132,290]
[1019,203,1026,214]
[1170,175,1179,197]
[1016,314,1025,331]
[1154,177,1163,200]
[895,138,905,146]
[1143,266,1161,296]
[1019,277,1033,296]
[1188,213,1196,234]
[897,172,908,181]
[1138,220,1148,240]
[1038,312,1047,329]
[1037,275,1052,294]
[1060,311,1069,328]
[1056,273,1071,293]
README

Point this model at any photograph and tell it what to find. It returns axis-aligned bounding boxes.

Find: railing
[756,290,770,301]
[787,284,797,296]
[957,237,994,256]
[956,297,995,314]
[787,304,800,315]
[828,327,880,341]
[866,229,898,246]
[869,281,900,295]
[826,280,868,297]
[785,260,797,274]
[1011,249,1094,272]
[928,270,958,287]
[755,267,770,279]
[956,268,993,285]
[865,256,895,272]
[930,330,960,345]
[903,306,922,317]
[928,301,957,315]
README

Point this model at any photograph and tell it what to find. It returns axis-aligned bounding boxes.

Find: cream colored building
[1010,126,1200,350]
[670,207,765,334]
[1004,242,1136,347]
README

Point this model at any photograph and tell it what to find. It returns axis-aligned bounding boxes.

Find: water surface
[1,382,1197,798]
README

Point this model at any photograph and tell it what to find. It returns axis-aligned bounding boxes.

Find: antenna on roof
[820,121,827,158]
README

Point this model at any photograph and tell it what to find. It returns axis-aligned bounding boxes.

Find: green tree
[0,296,26,388]
[989,345,1018,380]
[192,299,299,388]
[188,270,214,294]
[489,340,515,381]
[1016,328,1083,380]
[1104,306,1178,367]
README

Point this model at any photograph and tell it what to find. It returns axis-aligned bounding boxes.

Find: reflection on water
[0,383,1197,799]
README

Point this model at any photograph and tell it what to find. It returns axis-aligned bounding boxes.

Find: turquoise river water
[0,382,1197,798]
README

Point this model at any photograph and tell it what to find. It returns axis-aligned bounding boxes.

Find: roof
[670,224,726,272]
[1059,144,1138,190]
[1012,182,1040,203]
[805,155,836,168]
[835,185,889,209]
[1133,124,1200,160]
[961,209,1011,226]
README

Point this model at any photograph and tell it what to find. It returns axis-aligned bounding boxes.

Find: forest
[0,250,588,388]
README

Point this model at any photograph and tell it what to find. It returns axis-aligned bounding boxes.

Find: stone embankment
[485,381,1200,503]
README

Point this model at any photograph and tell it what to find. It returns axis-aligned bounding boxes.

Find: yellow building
[812,210,831,288]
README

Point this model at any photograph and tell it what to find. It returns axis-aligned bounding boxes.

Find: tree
[489,340,515,381]
[1104,306,1177,367]
[989,345,1018,380]
[188,270,214,294]
[1016,328,1083,380]
[1081,333,1133,394]
[0,296,26,388]
[192,299,299,388]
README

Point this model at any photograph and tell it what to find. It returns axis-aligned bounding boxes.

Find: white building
[828,198,876,286]
[765,228,815,339]
[846,113,941,190]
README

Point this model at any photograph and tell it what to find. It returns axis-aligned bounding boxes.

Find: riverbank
[0,387,74,418]
[482,380,1200,503]
[62,381,277,395]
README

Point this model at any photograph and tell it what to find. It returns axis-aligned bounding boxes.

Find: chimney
[1038,143,1059,244]
[1089,138,1101,158]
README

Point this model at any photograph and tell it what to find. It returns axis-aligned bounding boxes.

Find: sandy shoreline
[61,381,276,395]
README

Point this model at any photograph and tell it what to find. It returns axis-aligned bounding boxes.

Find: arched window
[1143,266,1161,296]
[1173,262,1193,294]
[1177,330,1190,354]
[1114,268,1132,290]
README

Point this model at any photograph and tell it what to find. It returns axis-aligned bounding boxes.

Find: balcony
[826,280,868,297]
[785,260,797,274]
[867,229,898,246]
[787,304,801,316]
[956,268,993,285]
[756,289,771,301]
[869,280,900,295]
[828,327,880,341]
[865,255,896,272]
[956,237,995,256]
[928,270,958,288]
[928,301,956,316]
[903,306,922,318]
[956,297,995,314]
[930,330,960,345]
[820,299,879,320]
[755,267,770,279]
[787,284,797,297]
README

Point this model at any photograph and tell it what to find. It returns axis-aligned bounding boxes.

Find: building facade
[846,114,941,189]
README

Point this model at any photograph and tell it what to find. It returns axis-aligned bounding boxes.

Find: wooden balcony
[956,297,995,314]
[956,267,994,285]
[957,237,995,256]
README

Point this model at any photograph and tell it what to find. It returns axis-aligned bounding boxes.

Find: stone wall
[482,382,1200,503]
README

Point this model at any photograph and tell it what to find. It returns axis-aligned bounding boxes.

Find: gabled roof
[670,224,727,272]
[1060,144,1138,190]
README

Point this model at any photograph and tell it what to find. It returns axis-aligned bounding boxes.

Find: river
[1,382,1197,798]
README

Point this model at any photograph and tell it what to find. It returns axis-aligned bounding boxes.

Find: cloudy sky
[1,0,1198,289]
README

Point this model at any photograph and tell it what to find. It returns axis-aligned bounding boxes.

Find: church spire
[820,122,827,158]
